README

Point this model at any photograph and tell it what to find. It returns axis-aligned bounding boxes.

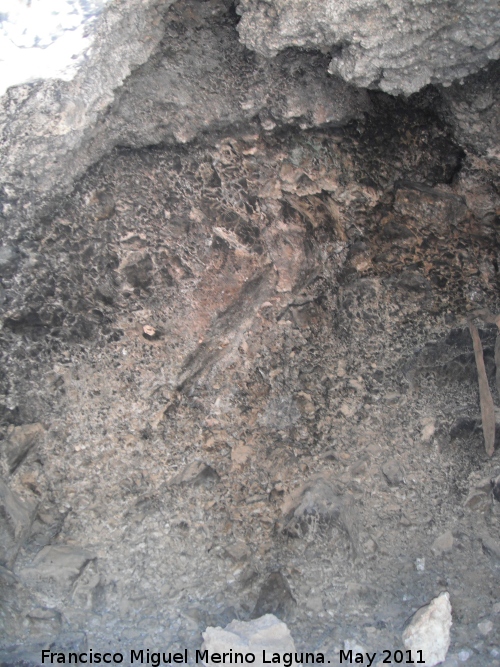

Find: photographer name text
[42,648,426,666]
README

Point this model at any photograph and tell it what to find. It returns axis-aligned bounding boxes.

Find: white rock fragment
[403,592,452,667]
[201,614,295,667]
[415,558,426,572]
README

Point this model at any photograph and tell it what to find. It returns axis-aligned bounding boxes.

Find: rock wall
[1,86,500,663]
[0,0,368,236]
[2,0,500,239]
[1,0,500,663]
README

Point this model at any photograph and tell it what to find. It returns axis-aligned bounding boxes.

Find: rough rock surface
[202,614,295,666]
[403,592,452,666]
[2,0,499,242]
[1,0,500,663]
[0,0,368,236]
[0,0,172,232]
[4,422,45,474]
[440,61,500,161]
[236,0,500,95]
[1,88,500,662]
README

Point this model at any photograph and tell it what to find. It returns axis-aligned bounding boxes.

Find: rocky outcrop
[1,0,500,660]
[0,0,368,235]
[236,0,500,95]
[2,0,500,237]
[0,0,172,231]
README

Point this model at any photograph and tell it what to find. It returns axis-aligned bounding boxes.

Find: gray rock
[236,0,500,95]
[0,245,20,278]
[4,422,45,474]
[478,620,493,636]
[282,476,360,557]
[26,607,63,637]
[223,542,251,562]
[305,594,324,613]
[104,2,368,148]
[432,530,454,556]
[382,460,405,487]
[479,531,500,561]
[440,61,500,160]
[0,477,34,567]
[0,0,171,231]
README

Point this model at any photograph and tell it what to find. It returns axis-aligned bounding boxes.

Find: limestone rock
[382,460,405,487]
[236,0,500,95]
[0,477,34,567]
[478,619,493,636]
[0,0,171,232]
[403,592,452,667]
[202,614,295,667]
[440,61,500,160]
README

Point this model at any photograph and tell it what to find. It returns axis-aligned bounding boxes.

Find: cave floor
[2,96,500,665]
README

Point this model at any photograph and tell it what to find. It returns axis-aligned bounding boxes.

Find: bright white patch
[0,0,107,96]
